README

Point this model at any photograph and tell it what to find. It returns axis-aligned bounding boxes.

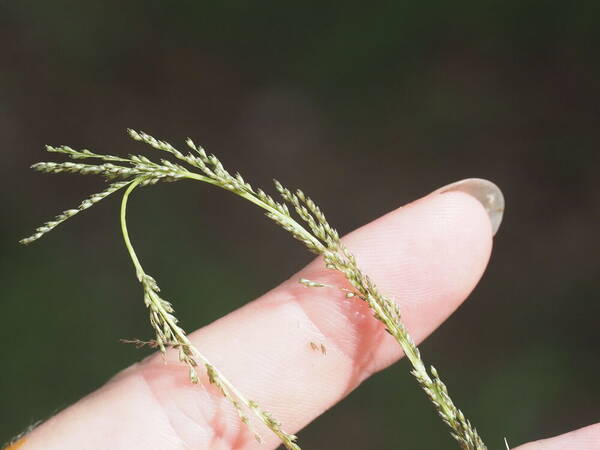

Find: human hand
[7,179,597,449]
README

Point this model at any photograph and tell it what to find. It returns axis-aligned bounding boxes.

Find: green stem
[120,178,145,279]
[184,172,325,251]
[119,175,300,450]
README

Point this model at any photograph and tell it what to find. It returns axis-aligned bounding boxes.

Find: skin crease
[14,189,599,450]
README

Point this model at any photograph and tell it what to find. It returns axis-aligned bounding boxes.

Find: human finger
[20,178,502,449]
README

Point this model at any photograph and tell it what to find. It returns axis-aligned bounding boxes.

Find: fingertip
[515,423,600,449]
[340,186,494,308]
[328,187,494,373]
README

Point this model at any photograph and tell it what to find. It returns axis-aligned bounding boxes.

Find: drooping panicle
[22,130,487,450]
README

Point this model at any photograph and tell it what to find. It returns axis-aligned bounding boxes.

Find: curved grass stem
[120,177,300,449]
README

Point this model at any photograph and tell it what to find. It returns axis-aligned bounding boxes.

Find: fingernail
[435,178,505,236]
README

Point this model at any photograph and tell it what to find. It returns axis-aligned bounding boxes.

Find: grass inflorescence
[21,130,487,450]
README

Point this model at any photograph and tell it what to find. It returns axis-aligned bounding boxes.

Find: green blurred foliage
[1,1,599,448]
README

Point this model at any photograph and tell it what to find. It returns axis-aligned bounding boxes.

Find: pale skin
[12,188,599,449]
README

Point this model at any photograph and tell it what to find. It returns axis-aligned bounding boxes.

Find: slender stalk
[119,176,300,449]
[120,178,145,278]
[184,172,325,251]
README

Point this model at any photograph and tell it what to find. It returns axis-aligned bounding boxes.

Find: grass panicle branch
[19,180,131,246]
[21,130,487,450]
[119,178,299,448]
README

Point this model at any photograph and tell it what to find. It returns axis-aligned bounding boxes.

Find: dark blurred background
[1,2,599,448]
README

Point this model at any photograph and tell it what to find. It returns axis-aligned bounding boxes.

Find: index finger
[20,179,501,450]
